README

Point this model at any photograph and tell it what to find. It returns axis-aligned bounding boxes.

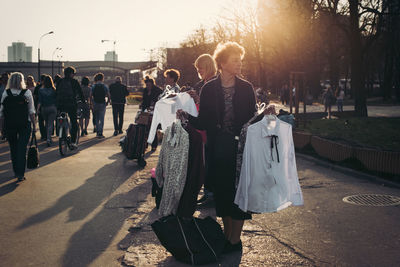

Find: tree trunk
[349,0,368,117]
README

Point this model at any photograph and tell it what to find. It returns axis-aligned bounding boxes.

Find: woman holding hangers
[177,41,276,253]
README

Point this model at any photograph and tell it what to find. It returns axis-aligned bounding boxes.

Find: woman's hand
[176,109,189,121]
[187,90,200,104]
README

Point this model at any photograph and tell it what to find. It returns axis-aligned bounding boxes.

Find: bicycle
[57,108,82,156]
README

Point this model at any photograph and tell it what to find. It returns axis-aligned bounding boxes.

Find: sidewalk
[120,146,314,267]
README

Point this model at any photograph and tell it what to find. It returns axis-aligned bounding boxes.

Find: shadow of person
[16,152,138,230]
[61,179,151,267]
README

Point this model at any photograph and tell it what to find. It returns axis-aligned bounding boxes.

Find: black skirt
[210,132,251,220]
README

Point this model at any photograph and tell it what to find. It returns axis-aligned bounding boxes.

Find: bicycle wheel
[59,127,68,156]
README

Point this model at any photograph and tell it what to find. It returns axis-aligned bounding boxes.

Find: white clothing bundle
[234,116,303,213]
[147,92,198,144]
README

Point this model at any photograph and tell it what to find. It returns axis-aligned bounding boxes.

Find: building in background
[8,42,32,62]
[104,51,118,62]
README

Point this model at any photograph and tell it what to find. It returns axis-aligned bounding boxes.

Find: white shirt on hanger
[147,92,198,144]
[234,116,303,213]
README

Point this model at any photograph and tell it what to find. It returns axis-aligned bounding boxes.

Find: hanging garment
[234,116,303,213]
[177,123,205,218]
[147,93,198,144]
[156,120,190,216]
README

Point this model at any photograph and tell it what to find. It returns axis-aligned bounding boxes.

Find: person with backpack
[0,72,36,182]
[109,76,129,136]
[33,75,47,141]
[56,66,84,147]
[91,72,110,138]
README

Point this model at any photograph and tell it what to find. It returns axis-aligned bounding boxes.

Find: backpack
[93,84,106,104]
[2,89,29,131]
[56,79,75,108]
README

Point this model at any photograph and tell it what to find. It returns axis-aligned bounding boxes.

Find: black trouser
[59,106,78,143]
[38,109,46,139]
[6,123,31,178]
[92,109,96,130]
[112,104,125,131]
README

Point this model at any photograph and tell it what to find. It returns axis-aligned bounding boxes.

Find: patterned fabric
[155,120,190,217]
[222,86,235,134]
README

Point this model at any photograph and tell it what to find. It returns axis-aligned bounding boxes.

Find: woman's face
[221,53,242,76]
[196,66,206,80]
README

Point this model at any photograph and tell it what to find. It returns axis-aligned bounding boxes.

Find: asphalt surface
[0,104,399,267]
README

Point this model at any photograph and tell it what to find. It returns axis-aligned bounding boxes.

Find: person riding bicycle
[56,66,84,149]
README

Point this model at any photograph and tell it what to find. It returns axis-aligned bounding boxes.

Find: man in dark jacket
[109,76,129,136]
[56,66,84,146]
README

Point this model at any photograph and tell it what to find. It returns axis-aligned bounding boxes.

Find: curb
[296,152,400,189]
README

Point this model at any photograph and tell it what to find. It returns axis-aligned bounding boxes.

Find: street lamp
[52,47,62,78]
[38,31,54,79]
[101,39,116,77]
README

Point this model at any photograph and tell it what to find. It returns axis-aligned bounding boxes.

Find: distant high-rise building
[104,51,118,62]
[8,42,33,62]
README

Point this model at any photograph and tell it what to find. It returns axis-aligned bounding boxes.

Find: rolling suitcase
[123,123,147,167]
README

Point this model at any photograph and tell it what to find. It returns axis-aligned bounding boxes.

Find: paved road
[1,104,400,267]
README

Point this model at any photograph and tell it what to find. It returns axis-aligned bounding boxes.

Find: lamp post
[38,31,54,79]
[101,39,116,78]
[52,47,62,78]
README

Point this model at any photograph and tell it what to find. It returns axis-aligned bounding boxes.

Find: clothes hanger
[263,105,277,121]
[256,102,267,115]
[161,85,177,99]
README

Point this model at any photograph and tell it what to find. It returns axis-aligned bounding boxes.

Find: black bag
[56,79,75,108]
[123,123,146,160]
[92,84,106,104]
[151,177,163,209]
[151,216,226,265]
[3,89,29,131]
[27,133,39,169]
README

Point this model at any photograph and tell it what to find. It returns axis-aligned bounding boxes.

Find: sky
[1,0,257,63]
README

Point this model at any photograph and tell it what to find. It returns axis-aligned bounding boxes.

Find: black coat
[189,75,256,138]
[141,85,162,111]
[109,82,129,104]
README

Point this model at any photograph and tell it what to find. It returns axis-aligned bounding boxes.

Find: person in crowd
[0,72,36,182]
[281,83,289,105]
[109,76,129,136]
[141,76,162,112]
[188,54,218,204]
[0,73,10,140]
[26,75,36,94]
[141,76,163,151]
[53,74,61,87]
[91,72,110,138]
[177,41,256,253]
[323,86,334,119]
[336,86,345,112]
[37,75,57,146]
[33,75,47,140]
[158,69,181,99]
[56,66,84,147]
[79,76,91,136]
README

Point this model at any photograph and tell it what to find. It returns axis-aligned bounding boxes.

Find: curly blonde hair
[213,41,245,70]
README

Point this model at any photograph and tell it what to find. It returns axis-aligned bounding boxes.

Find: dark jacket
[109,82,129,104]
[189,75,256,138]
[141,85,163,111]
[56,77,84,109]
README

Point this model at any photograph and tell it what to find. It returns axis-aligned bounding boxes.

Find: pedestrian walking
[0,73,10,140]
[323,86,334,119]
[26,75,36,94]
[33,75,47,140]
[109,76,129,136]
[0,72,36,182]
[177,41,256,253]
[336,86,345,112]
[37,75,57,146]
[91,72,110,138]
[79,76,91,136]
